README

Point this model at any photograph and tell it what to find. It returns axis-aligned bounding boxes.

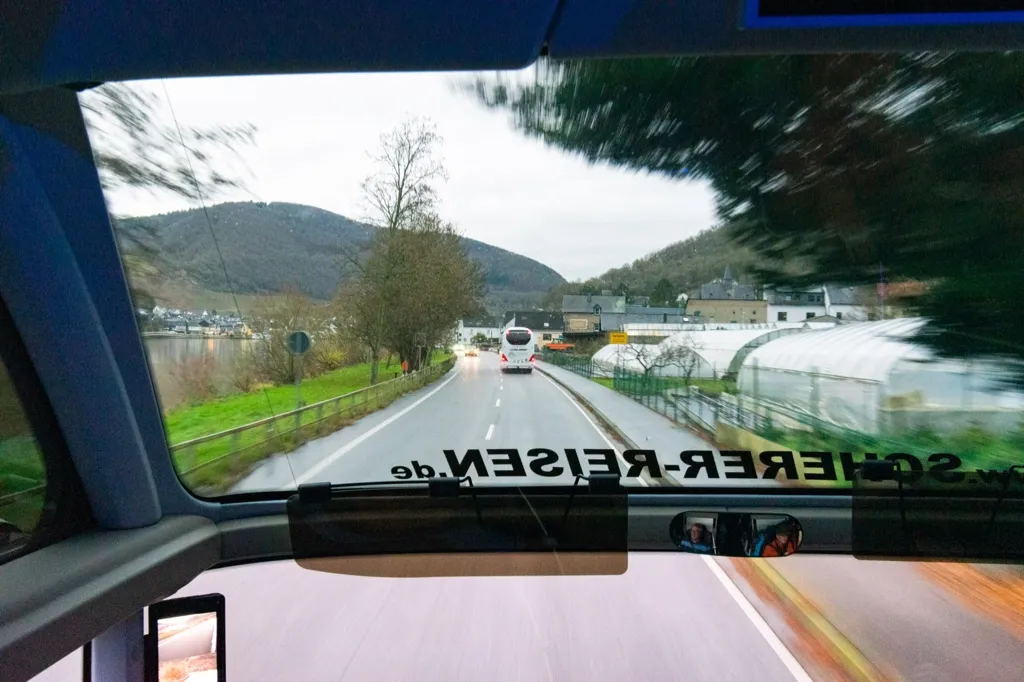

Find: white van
[499,326,535,373]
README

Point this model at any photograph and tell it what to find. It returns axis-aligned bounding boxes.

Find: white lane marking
[294,368,461,485]
[701,556,814,682]
[495,399,501,407]
[537,372,649,488]
[485,424,495,440]
[500,385,503,391]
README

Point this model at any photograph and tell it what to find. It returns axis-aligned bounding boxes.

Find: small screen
[155,612,221,682]
[758,0,1024,16]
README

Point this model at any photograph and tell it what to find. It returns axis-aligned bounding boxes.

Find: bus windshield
[74,54,1024,499]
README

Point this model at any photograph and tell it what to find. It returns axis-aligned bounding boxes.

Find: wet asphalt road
[232,353,646,492]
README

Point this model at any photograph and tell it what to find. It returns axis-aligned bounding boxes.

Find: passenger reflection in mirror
[680,523,713,554]
[755,520,798,558]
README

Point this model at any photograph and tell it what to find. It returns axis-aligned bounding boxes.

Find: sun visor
[0,0,558,94]
[286,479,628,577]
[852,459,1024,562]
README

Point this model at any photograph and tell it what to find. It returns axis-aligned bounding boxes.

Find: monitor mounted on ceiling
[744,0,1024,29]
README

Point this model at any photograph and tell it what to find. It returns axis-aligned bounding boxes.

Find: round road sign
[288,330,311,355]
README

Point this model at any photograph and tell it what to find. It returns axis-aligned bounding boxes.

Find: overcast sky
[100,70,718,281]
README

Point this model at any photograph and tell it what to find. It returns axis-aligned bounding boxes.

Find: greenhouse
[736,318,1024,435]
[591,327,806,379]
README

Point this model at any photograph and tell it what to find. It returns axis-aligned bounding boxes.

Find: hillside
[546,226,758,307]
[115,202,565,313]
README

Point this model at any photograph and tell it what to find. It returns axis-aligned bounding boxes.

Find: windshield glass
[82,55,1024,497]
[505,330,532,346]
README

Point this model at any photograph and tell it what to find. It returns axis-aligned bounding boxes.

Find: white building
[457,319,501,343]
[763,285,867,323]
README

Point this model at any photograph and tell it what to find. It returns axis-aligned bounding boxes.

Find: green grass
[0,350,454,502]
[760,422,1024,488]
[165,350,447,444]
[689,378,739,396]
[170,352,453,493]
[0,436,46,531]
[582,366,738,398]
[577,359,1022,488]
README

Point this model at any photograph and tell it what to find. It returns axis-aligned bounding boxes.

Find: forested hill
[116,201,565,312]
[544,226,757,307]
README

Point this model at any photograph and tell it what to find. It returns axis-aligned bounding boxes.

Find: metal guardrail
[171,356,456,487]
[1,358,457,501]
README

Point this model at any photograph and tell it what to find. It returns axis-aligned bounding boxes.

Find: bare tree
[361,118,447,231]
[662,337,704,385]
[617,343,664,376]
[619,336,703,383]
[246,290,338,385]
[340,117,453,383]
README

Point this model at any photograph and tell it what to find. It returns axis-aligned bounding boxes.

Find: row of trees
[541,276,686,310]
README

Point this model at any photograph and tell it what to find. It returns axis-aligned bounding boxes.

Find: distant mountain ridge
[116,202,565,313]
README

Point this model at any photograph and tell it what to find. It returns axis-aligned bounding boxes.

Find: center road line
[537,372,649,488]
[293,366,461,485]
[495,399,501,407]
[485,424,495,440]
[702,556,814,682]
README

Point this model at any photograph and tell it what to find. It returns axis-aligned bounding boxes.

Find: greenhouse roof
[740,318,931,383]
[653,328,798,376]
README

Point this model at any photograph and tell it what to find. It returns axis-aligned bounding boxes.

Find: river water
[144,336,252,411]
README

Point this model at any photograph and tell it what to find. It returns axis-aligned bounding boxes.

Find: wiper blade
[297,475,475,503]
[298,472,623,501]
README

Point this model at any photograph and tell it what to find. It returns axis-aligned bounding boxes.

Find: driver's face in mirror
[671,515,715,553]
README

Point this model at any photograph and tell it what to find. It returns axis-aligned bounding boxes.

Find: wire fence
[541,350,916,453]
[172,355,456,493]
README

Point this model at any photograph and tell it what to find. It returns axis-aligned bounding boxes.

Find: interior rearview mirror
[146,593,226,682]
[670,512,803,557]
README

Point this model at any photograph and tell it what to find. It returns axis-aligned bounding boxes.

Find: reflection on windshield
[78,53,1024,497]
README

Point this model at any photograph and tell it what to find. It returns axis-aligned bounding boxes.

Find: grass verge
[166,350,448,443]
[590,376,736,395]
[176,356,455,494]
[0,437,46,531]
